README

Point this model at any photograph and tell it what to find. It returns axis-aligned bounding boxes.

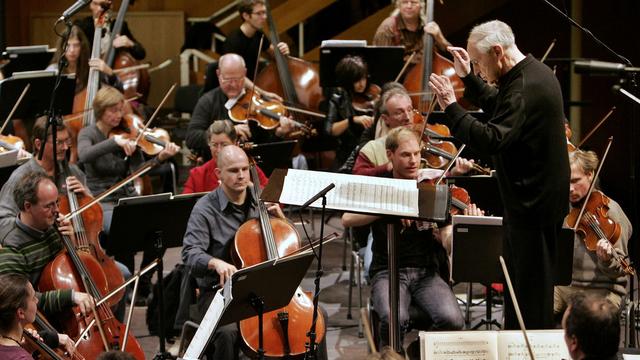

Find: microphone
[300,183,335,210]
[58,0,91,22]
[574,60,640,75]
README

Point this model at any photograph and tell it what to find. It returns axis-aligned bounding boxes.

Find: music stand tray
[180,251,315,360]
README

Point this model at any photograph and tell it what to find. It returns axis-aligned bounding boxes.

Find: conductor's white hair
[468,20,515,53]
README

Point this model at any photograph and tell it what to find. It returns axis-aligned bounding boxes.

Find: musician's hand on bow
[113,34,135,49]
[276,42,290,56]
[72,291,96,316]
[447,46,471,77]
[464,203,485,217]
[112,134,137,156]
[158,141,180,162]
[596,238,614,263]
[450,158,475,176]
[66,176,90,197]
[89,58,114,76]
[208,258,238,286]
[429,74,456,109]
[57,333,76,355]
[275,116,296,137]
[234,124,252,142]
[266,202,286,220]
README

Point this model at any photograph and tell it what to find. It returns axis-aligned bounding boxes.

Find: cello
[38,217,145,359]
[232,158,325,358]
[254,0,323,114]
[104,0,151,104]
[57,160,125,306]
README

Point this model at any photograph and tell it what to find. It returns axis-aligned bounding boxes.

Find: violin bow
[131,83,176,147]
[0,83,30,135]
[499,256,536,360]
[394,52,416,83]
[572,137,614,232]
[417,94,438,151]
[540,38,556,63]
[63,95,141,123]
[576,106,616,149]
[435,143,465,186]
[62,160,156,222]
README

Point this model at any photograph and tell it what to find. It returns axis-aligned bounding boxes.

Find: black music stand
[245,140,297,177]
[0,71,75,121]
[319,44,404,87]
[109,192,205,360]
[179,252,315,360]
[452,215,504,330]
[1,46,55,77]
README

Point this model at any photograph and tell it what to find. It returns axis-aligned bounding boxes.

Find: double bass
[105,0,151,104]
[232,158,325,358]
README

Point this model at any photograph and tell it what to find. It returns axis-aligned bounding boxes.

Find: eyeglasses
[251,10,267,16]
[50,139,73,148]
[218,75,244,84]
[209,141,232,148]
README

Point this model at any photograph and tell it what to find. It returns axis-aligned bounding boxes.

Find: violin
[352,83,381,115]
[109,113,171,155]
[232,158,325,358]
[57,161,125,307]
[566,190,634,275]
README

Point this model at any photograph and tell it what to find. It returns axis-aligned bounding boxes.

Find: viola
[566,190,635,275]
[232,158,325,358]
[352,83,381,115]
[58,161,125,307]
[38,224,145,359]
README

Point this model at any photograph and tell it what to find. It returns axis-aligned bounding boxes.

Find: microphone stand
[543,0,640,346]
[40,18,74,182]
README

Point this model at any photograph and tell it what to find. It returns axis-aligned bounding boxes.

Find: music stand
[245,140,297,177]
[0,71,75,121]
[319,44,404,87]
[109,192,205,360]
[180,252,315,360]
[1,46,55,77]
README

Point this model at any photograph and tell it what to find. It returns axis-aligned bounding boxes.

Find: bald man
[182,145,285,359]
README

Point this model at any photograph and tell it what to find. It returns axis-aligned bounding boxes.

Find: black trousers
[502,220,562,330]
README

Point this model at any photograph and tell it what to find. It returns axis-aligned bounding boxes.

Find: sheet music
[421,331,499,360]
[279,169,419,217]
[498,330,569,360]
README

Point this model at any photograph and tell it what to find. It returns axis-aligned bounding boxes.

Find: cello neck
[264,0,299,105]
[250,161,279,260]
[420,0,435,111]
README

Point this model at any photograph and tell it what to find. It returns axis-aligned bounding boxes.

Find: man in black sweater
[429,20,570,329]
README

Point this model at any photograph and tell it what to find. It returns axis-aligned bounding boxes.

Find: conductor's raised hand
[447,46,471,77]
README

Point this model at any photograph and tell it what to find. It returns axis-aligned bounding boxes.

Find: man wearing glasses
[373,0,451,70]
[222,0,290,79]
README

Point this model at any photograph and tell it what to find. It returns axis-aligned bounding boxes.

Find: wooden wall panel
[30,11,184,108]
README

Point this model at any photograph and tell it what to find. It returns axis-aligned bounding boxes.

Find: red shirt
[182,158,269,194]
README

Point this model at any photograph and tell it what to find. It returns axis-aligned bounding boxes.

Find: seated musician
[562,293,620,360]
[554,149,631,316]
[222,0,290,80]
[77,86,179,300]
[187,53,297,161]
[182,120,268,194]
[74,0,146,62]
[323,55,374,171]
[0,172,94,354]
[342,128,482,349]
[373,0,451,69]
[181,144,285,359]
[0,273,43,360]
[46,25,121,93]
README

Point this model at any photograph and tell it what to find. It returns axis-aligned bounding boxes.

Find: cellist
[181,145,328,359]
[554,149,632,317]
[0,117,132,322]
[0,173,91,354]
[373,0,451,71]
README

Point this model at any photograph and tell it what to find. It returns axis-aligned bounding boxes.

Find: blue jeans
[371,268,463,347]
